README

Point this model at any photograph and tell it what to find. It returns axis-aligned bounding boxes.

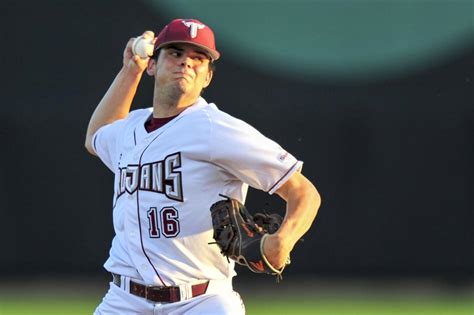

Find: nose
[180,55,193,68]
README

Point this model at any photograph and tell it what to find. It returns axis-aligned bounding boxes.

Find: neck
[152,89,200,118]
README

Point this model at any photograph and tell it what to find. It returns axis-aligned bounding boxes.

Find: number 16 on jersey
[147,207,180,238]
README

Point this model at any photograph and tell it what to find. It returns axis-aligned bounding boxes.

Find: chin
[165,83,188,98]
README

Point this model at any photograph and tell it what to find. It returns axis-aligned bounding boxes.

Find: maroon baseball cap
[154,19,220,60]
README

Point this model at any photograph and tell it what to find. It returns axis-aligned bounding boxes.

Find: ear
[203,69,213,88]
[146,58,156,76]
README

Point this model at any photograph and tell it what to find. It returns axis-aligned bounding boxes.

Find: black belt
[112,273,209,303]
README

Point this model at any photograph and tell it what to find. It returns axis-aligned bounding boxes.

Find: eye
[169,50,181,57]
[192,56,204,62]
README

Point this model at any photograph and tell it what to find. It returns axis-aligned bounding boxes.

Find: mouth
[174,72,193,81]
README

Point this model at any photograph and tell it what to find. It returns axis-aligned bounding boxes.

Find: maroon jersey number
[147,207,180,238]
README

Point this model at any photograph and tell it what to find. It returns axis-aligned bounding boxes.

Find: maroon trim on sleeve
[267,161,299,193]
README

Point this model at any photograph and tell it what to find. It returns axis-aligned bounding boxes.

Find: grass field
[0,294,472,315]
[0,278,472,315]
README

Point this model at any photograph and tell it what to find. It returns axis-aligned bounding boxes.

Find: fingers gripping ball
[210,195,290,281]
[132,36,154,59]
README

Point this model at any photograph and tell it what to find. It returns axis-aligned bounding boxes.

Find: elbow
[84,134,97,156]
[85,143,95,156]
[305,181,321,218]
[313,184,322,210]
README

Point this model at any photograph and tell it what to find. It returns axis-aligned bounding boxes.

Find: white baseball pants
[94,278,245,315]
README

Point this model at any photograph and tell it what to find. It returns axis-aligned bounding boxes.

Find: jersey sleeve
[92,118,126,172]
[209,114,303,194]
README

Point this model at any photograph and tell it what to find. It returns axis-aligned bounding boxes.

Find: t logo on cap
[182,20,205,38]
[154,18,221,60]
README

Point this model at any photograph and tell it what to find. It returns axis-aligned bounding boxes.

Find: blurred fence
[0,0,472,280]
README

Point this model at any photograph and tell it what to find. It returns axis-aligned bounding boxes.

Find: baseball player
[85,18,320,314]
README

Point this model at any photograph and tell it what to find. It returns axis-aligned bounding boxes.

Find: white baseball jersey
[92,97,303,287]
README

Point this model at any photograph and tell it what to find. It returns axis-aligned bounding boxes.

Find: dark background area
[0,0,472,285]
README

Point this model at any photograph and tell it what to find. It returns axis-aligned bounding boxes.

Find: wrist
[262,233,292,270]
[268,231,293,254]
[121,64,145,78]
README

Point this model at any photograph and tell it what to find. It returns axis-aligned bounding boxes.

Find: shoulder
[177,100,247,132]
[201,103,258,132]
[126,108,152,122]
[115,108,152,130]
[95,108,150,137]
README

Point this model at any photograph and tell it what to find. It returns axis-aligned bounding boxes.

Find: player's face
[148,44,213,100]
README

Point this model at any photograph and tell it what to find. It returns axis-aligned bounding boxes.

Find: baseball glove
[209,195,290,281]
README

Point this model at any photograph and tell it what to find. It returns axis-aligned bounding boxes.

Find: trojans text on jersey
[116,152,183,202]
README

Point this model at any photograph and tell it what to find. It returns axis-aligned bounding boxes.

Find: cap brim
[155,41,220,60]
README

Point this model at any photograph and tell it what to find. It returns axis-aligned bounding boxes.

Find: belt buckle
[144,285,180,303]
[144,284,158,301]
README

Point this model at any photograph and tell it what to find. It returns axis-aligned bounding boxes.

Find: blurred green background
[152,0,473,80]
[1,295,473,315]
[0,277,473,314]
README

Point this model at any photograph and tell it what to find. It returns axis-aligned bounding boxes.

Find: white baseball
[132,36,154,59]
